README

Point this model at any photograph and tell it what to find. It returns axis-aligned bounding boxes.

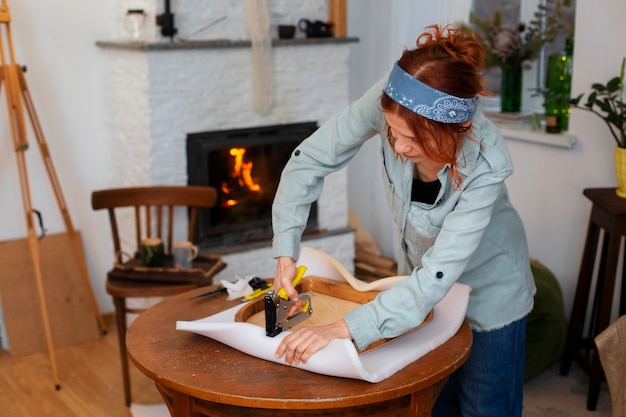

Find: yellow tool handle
[277,265,307,300]
[243,284,272,301]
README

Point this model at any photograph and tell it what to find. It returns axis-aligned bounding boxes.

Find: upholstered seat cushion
[525,259,568,381]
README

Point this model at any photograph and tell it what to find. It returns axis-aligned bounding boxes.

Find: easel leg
[1,0,105,389]
[27,227,61,390]
[12,130,61,389]
[18,68,107,334]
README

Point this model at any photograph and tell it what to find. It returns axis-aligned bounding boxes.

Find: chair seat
[106,276,200,299]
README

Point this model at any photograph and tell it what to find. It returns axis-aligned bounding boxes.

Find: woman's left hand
[275,320,352,365]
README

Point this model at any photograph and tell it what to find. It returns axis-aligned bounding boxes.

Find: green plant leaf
[584,91,598,108]
[570,93,584,105]
[591,83,607,92]
[571,57,626,147]
[606,77,622,93]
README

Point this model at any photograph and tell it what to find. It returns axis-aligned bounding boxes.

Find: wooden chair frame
[92,185,220,407]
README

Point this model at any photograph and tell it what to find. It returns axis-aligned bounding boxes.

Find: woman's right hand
[273,256,299,302]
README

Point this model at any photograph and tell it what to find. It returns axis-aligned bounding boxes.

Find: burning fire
[221,147,262,207]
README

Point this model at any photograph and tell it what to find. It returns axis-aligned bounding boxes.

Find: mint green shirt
[272,78,536,350]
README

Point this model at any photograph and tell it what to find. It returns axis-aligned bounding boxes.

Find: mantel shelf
[96,36,359,51]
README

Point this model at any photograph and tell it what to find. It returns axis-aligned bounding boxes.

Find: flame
[221,147,262,207]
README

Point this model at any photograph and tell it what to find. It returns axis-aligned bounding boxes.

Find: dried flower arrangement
[466,0,570,70]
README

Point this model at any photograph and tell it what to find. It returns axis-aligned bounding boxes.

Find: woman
[271,24,535,417]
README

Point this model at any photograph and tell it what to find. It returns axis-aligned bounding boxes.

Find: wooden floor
[0,317,163,417]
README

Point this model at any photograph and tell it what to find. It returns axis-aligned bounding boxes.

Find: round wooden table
[127,285,472,417]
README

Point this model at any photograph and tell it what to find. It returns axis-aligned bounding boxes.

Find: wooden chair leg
[113,295,132,407]
[561,220,599,376]
[587,382,601,411]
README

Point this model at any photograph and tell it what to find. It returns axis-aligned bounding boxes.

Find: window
[470,0,576,103]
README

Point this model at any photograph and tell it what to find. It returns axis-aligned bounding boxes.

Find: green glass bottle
[545,37,574,133]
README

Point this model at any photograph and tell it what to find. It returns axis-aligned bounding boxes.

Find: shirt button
[294,150,301,156]
[436,271,444,279]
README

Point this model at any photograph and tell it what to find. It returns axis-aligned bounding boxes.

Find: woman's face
[384,111,430,164]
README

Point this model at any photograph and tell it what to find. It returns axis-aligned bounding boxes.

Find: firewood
[355,249,397,270]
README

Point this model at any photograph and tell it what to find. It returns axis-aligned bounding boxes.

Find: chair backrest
[91,186,217,262]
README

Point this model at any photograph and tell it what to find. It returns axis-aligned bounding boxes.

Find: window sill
[483,108,577,149]
[498,125,577,149]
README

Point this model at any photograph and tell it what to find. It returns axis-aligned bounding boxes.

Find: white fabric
[177,247,470,382]
[245,0,272,114]
[296,246,408,290]
[130,403,170,417]
[220,275,255,300]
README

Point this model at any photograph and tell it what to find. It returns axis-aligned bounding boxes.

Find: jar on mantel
[124,9,146,42]
[544,37,574,133]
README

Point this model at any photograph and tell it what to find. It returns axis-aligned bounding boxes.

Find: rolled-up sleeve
[272,78,388,260]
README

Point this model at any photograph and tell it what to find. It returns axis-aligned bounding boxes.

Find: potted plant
[570,57,626,197]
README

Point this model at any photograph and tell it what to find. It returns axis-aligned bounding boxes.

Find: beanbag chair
[525,259,567,381]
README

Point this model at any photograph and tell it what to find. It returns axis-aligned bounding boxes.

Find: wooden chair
[91,186,226,407]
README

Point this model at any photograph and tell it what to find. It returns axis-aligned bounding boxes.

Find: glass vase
[545,37,574,133]
[500,66,522,113]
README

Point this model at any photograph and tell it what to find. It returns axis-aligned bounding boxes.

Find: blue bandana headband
[383,61,478,124]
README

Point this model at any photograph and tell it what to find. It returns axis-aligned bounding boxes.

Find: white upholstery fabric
[177,247,470,382]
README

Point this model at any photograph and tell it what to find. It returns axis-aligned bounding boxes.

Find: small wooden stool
[560,188,626,410]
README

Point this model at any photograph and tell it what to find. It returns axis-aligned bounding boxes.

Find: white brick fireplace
[97,1,356,282]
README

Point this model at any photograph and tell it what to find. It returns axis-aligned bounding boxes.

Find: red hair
[381,25,488,189]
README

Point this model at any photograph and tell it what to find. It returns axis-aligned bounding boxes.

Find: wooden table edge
[127,284,472,410]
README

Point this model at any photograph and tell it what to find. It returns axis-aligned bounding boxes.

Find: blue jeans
[432,317,527,417]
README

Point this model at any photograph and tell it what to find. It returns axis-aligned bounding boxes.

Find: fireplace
[97,7,357,280]
[187,122,319,248]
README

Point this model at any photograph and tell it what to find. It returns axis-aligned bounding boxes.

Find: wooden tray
[110,254,226,286]
[235,276,433,353]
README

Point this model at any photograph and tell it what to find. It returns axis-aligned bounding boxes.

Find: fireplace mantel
[96,36,358,51]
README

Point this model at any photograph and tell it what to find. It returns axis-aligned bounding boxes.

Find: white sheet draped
[177,247,470,382]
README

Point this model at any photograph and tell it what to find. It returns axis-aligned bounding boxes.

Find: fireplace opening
[187,122,319,249]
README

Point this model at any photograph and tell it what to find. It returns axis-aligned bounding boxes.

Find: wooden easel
[0,0,106,389]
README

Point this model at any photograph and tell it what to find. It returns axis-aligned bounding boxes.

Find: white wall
[0,1,117,312]
[0,0,624,318]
